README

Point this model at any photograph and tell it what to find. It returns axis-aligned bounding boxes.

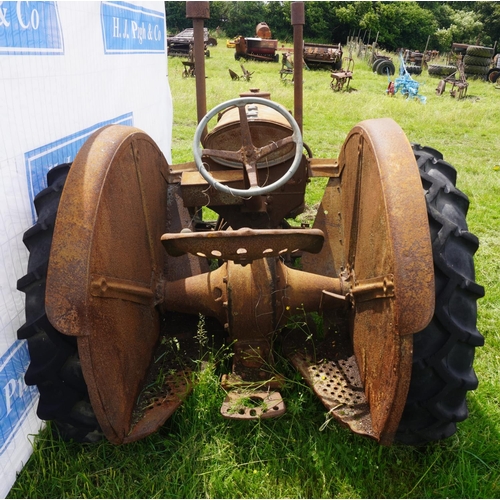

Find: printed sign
[24,112,134,222]
[0,1,171,495]
[0,342,39,455]
[0,1,64,55]
[101,1,164,54]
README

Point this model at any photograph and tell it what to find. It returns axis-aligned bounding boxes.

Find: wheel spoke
[202,148,243,164]
[238,104,255,152]
[255,135,295,161]
[243,159,259,188]
[236,105,261,188]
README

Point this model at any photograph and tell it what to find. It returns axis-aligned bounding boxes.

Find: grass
[8,42,500,498]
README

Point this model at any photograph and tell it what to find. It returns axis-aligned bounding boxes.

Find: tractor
[18,2,483,447]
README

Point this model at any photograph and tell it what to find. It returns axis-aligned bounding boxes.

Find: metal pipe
[186,1,209,140]
[291,2,304,134]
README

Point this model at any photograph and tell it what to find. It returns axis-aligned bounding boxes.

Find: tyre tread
[396,146,484,445]
[17,164,102,443]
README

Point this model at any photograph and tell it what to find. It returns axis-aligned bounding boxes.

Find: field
[8,41,500,498]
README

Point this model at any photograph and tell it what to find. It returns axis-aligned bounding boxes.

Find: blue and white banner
[0,342,39,456]
[24,112,134,221]
[0,2,171,497]
[101,1,164,54]
[0,1,64,55]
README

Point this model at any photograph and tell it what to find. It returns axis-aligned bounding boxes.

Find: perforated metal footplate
[221,391,286,420]
[284,326,376,439]
[125,313,224,443]
[126,369,192,443]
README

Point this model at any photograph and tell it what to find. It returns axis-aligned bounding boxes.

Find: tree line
[164,1,500,53]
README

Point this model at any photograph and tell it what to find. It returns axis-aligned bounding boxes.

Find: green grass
[8,42,500,499]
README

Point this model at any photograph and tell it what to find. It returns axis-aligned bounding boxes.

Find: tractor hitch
[162,227,346,420]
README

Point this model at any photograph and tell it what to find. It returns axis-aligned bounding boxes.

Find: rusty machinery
[303,41,343,69]
[436,61,469,100]
[18,2,484,447]
[234,35,279,63]
[330,57,354,91]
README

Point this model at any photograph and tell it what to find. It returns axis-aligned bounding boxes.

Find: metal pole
[291,2,305,134]
[186,1,209,140]
[423,34,430,55]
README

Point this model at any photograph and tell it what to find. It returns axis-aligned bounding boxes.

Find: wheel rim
[300,118,434,443]
[46,125,172,444]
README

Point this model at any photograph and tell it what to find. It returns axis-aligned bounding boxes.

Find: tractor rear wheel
[17,164,103,443]
[396,145,485,445]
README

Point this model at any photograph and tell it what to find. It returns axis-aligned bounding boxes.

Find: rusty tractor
[18,2,483,447]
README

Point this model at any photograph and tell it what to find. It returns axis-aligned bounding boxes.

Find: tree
[358,2,437,51]
[417,2,455,29]
[303,2,332,42]
[263,1,291,42]
[164,1,497,53]
[433,9,484,49]
[473,1,500,48]
[219,1,267,38]
[336,2,377,42]
[164,1,187,34]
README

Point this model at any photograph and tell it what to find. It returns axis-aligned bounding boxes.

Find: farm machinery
[18,2,483,447]
[233,21,279,62]
[167,27,214,58]
[234,35,279,62]
[303,41,343,69]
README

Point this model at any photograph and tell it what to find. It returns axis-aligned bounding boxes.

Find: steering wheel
[193,97,303,197]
